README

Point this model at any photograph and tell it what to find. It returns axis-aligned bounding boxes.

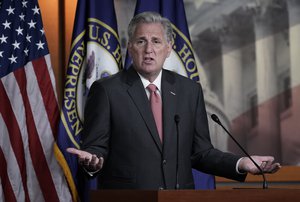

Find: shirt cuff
[236,157,247,174]
[83,167,101,177]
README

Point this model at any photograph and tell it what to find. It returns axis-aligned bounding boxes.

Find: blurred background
[40,0,300,167]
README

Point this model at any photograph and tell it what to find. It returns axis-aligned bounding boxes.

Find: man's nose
[145,42,154,53]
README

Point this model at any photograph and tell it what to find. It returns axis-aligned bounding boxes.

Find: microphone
[174,114,180,189]
[211,114,268,189]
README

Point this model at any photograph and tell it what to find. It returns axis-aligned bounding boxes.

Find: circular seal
[63,18,121,138]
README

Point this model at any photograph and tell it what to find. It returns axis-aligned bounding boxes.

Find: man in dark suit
[67,11,280,189]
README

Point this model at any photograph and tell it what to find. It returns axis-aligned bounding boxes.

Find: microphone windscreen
[211,114,220,123]
[174,115,180,123]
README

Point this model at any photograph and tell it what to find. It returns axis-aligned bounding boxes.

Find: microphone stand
[211,114,268,189]
[174,115,180,189]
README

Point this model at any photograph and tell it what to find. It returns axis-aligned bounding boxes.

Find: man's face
[128,22,172,81]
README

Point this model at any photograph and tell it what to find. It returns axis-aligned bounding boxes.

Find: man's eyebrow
[133,36,146,41]
[135,36,162,40]
[152,37,163,41]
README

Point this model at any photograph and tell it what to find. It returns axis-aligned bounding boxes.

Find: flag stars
[0,34,8,43]
[1,2,50,70]
[19,13,25,21]
[2,20,11,29]
[28,20,36,29]
[16,26,24,35]
[36,40,45,50]
[24,48,29,56]
[40,28,45,35]
[12,40,21,50]
[26,34,32,42]
[22,0,28,8]
[32,5,40,15]
[6,6,15,15]
[8,54,18,64]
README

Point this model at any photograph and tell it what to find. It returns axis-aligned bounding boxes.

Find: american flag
[0,0,71,201]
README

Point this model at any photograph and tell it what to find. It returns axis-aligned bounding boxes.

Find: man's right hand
[66,148,104,172]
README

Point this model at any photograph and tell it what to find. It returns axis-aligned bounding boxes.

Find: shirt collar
[137,70,162,92]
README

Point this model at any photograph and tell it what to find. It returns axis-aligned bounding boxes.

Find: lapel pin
[170,91,176,96]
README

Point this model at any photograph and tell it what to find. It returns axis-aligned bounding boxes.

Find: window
[249,94,258,127]
[280,76,292,112]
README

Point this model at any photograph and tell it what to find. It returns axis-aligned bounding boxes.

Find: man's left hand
[239,156,281,175]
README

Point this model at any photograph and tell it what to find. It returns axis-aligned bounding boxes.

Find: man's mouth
[144,57,154,63]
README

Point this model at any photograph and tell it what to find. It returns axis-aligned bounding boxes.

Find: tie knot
[147,84,157,93]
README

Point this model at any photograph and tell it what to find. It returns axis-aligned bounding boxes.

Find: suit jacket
[81,67,246,190]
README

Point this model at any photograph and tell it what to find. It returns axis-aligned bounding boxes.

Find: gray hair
[128,11,173,43]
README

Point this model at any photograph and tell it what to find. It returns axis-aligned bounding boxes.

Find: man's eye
[136,40,146,45]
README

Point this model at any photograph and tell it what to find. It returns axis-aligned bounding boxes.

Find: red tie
[147,84,163,142]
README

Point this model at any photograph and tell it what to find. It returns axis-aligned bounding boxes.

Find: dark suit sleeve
[191,83,246,182]
[81,80,110,160]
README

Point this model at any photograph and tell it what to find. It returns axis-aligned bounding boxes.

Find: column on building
[288,0,300,88]
[220,28,247,155]
[252,7,281,161]
[283,0,300,165]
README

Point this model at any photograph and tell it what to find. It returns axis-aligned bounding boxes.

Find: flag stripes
[32,57,59,137]
[0,77,31,202]
[0,56,71,201]
[15,61,59,201]
[0,147,17,202]
[0,0,71,201]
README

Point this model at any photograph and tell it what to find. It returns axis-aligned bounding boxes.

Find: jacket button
[162,159,167,164]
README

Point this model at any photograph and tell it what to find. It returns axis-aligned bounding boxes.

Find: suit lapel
[125,67,163,152]
[161,70,177,149]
